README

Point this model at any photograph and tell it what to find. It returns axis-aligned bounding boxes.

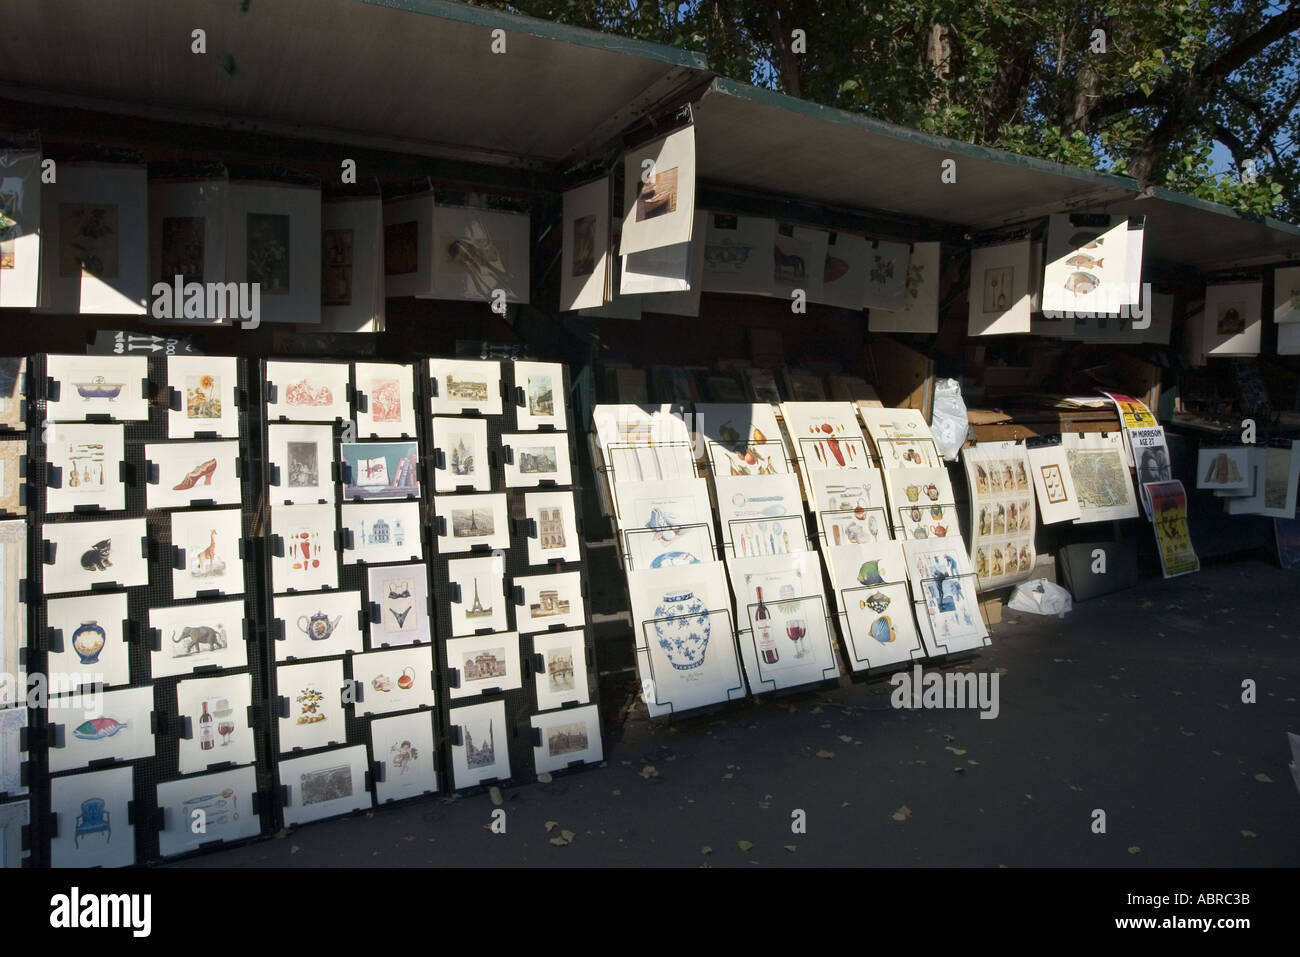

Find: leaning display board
[0,357,27,868]
[962,442,1037,591]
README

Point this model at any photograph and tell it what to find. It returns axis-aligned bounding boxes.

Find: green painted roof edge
[1144,185,1300,240]
[358,0,710,70]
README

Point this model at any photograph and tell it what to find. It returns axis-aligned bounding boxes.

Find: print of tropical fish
[73,717,129,740]
[1065,254,1104,269]
[1064,271,1100,295]
[1068,232,1103,249]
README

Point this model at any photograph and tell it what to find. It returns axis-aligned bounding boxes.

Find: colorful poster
[1145,480,1199,578]
[962,442,1037,590]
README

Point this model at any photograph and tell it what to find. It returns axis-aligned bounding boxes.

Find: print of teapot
[298,611,342,642]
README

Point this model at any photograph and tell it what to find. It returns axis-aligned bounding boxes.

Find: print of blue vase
[72,621,107,665]
[653,590,711,671]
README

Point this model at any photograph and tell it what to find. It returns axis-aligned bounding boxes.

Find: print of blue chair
[74,799,110,847]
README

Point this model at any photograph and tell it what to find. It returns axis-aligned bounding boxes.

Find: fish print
[1068,232,1103,249]
[73,717,128,740]
[1065,254,1104,269]
[1064,271,1100,295]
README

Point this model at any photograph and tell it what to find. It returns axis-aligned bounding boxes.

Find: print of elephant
[172,625,228,657]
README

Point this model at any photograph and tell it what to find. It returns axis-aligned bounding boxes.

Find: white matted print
[45,354,149,422]
[1062,431,1139,523]
[428,358,503,417]
[43,517,148,594]
[0,522,23,710]
[354,362,416,439]
[615,478,714,570]
[172,508,245,599]
[0,709,27,797]
[824,541,925,672]
[50,766,134,868]
[714,474,807,558]
[175,673,256,775]
[807,467,891,548]
[1203,282,1262,356]
[47,685,155,774]
[903,539,988,656]
[372,712,438,803]
[45,423,126,514]
[167,355,239,438]
[227,180,321,324]
[1026,443,1083,524]
[149,598,247,679]
[448,632,521,700]
[340,501,422,565]
[963,443,1037,590]
[270,503,339,593]
[532,629,590,711]
[268,424,335,505]
[277,659,346,753]
[532,704,603,775]
[701,213,776,296]
[513,361,566,431]
[274,590,364,661]
[1274,266,1300,324]
[367,562,433,648]
[861,240,911,310]
[780,401,869,470]
[433,416,491,493]
[0,801,30,868]
[514,571,586,635]
[434,493,509,553]
[46,592,131,688]
[447,555,508,637]
[727,551,838,693]
[628,561,742,718]
[266,360,350,423]
[1196,447,1252,491]
[280,745,370,827]
[449,699,511,789]
[968,239,1031,336]
[157,766,260,857]
[146,439,241,509]
[1041,214,1130,317]
[523,490,581,566]
[620,125,695,256]
[883,467,959,540]
[342,440,420,501]
[430,205,530,303]
[502,432,572,488]
[0,438,23,517]
[352,645,436,717]
[560,178,610,311]
[869,241,941,333]
[696,402,789,476]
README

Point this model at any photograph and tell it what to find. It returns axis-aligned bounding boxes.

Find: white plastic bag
[1007,579,1073,618]
[930,378,968,462]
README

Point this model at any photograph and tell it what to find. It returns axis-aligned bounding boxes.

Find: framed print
[367,562,433,648]
[713,472,807,557]
[270,503,339,593]
[0,801,29,869]
[806,467,891,548]
[447,632,521,700]
[502,432,572,488]
[175,673,256,775]
[1196,447,1251,491]
[47,685,155,774]
[49,766,135,868]
[45,354,149,422]
[883,467,958,540]
[148,598,248,679]
[532,704,603,775]
[433,417,491,493]
[354,362,416,439]
[744,368,783,404]
[157,765,260,858]
[383,191,435,297]
[149,173,228,302]
[869,241,941,333]
[351,645,436,716]
[628,561,743,718]
[0,145,41,309]
[532,629,590,710]
[0,357,25,431]
[964,443,1037,590]
[44,423,126,514]
[320,194,385,333]
[513,361,566,432]
[276,659,346,753]
[447,555,509,637]
[514,571,586,635]
[523,490,581,566]
[0,708,27,797]
[615,477,714,570]
[620,125,695,256]
[448,699,511,789]
[167,355,239,438]
[696,403,789,476]
[702,213,777,296]
[825,541,926,672]
[273,590,364,661]
[47,592,132,688]
[727,551,838,693]
[434,493,509,553]
[371,712,438,803]
[146,439,242,510]
[780,401,869,470]
[1041,214,1131,318]
[1203,282,1262,356]
[1144,480,1199,578]
[172,508,245,599]
[903,539,988,656]
[429,205,530,303]
[428,358,503,417]
[42,517,148,594]
[560,178,610,312]
[1257,441,1300,519]
[268,424,335,505]
[967,239,1031,336]
[0,522,23,709]
[1026,443,1082,524]
[341,501,422,565]
[342,440,419,500]
[1062,431,1139,523]
[280,745,370,827]
[226,179,321,325]
[266,360,350,423]
[1274,265,1300,324]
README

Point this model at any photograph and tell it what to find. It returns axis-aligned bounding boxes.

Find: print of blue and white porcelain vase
[72,621,107,665]
[653,590,710,671]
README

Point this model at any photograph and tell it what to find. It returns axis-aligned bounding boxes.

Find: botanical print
[266,360,350,423]
[1062,431,1138,523]
[903,539,988,656]
[172,509,245,599]
[46,592,130,688]
[175,673,256,775]
[46,685,156,774]
[351,645,435,716]
[274,589,364,661]
[280,746,370,826]
[372,712,438,803]
[449,700,510,789]
[49,766,135,868]
[42,517,149,595]
[168,355,239,439]
[343,441,420,500]
[149,598,247,679]
[696,403,789,476]
[156,766,260,857]
[514,571,585,635]
[186,374,222,420]
[59,203,118,278]
[1145,480,1199,578]
[367,563,433,647]
[824,541,924,671]
[276,659,345,753]
[531,705,603,775]
[321,227,353,306]
[340,501,422,565]
[447,632,521,699]
[160,215,205,284]
[355,362,416,439]
[532,629,590,710]
[45,354,149,422]
[636,166,677,221]
[447,555,508,637]
[523,490,582,566]
[44,423,125,514]
[433,417,489,493]
[861,240,910,310]
[270,503,339,594]
[246,212,290,294]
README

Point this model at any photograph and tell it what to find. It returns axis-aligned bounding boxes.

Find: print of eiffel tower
[466,577,492,618]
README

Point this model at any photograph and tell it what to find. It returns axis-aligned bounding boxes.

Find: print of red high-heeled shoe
[174,458,218,490]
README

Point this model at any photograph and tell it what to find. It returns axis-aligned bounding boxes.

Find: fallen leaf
[489,786,503,806]
[612,789,621,796]
[290,845,300,855]
[722,773,734,780]
[545,821,558,832]
[784,845,797,853]
[1128,846,1141,854]
[891,805,911,821]
[561,829,575,842]
[1241,829,1256,838]
[945,746,967,756]
[701,845,712,855]
[953,767,965,773]
[737,840,753,851]
[1255,773,1273,783]
[967,759,980,766]
[816,749,835,759]
[537,773,553,784]
[839,735,854,743]
[549,835,570,847]
[641,765,658,779]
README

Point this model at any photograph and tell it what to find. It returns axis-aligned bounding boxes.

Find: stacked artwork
[0,353,26,867]
[962,442,1038,590]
